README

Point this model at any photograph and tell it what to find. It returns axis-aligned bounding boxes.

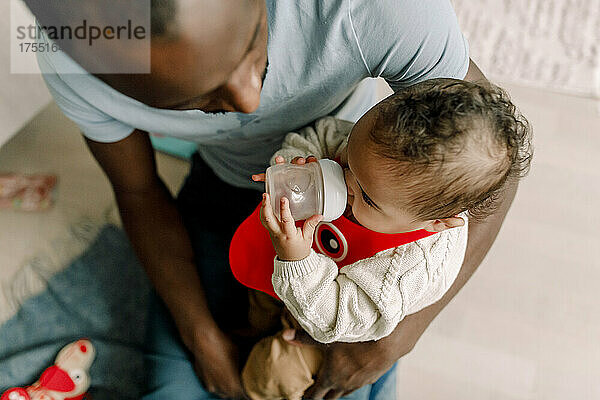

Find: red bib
[229,203,436,298]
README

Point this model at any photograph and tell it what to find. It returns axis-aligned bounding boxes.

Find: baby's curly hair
[369,78,533,222]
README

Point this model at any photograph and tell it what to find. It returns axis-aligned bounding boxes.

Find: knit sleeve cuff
[273,249,323,279]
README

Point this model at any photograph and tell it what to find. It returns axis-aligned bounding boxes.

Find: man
[25,0,514,398]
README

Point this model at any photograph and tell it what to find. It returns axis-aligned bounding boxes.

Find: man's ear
[424,216,465,232]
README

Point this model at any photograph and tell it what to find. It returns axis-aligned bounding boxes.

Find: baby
[232,78,532,399]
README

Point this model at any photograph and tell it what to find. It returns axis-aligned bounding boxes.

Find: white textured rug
[452,0,600,99]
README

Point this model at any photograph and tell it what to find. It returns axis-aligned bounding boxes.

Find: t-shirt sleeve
[349,0,470,92]
[36,51,135,143]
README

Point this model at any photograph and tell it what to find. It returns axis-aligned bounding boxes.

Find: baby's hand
[260,193,322,261]
[252,155,318,182]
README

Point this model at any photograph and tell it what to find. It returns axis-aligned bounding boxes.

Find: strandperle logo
[10,0,151,74]
[16,20,148,46]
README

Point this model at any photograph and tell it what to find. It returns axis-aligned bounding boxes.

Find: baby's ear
[424,216,464,232]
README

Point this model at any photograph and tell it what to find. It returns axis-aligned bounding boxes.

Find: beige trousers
[242,291,323,400]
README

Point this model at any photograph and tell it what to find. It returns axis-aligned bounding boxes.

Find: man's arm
[85,130,247,399]
[296,60,519,399]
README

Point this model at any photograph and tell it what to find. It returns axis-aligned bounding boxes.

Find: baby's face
[345,109,429,234]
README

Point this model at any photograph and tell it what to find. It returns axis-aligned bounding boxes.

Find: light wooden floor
[395,84,600,399]
[0,82,598,399]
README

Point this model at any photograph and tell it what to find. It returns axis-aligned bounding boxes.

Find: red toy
[2,339,95,400]
[230,203,436,298]
[0,174,57,211]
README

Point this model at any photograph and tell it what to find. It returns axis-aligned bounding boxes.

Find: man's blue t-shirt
[37,0,469,189]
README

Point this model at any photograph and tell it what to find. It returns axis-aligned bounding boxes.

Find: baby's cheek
[359,208,388,230]
[351,203,365,222]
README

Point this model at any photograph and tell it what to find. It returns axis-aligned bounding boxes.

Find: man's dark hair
[370,78,533,222]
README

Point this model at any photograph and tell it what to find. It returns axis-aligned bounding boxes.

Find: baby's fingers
[302,214,323,241]
[260,194,281,234]
[252,173,266,182]
[290,155,317,165]
[279,197,297,237]
[291,156,306,165]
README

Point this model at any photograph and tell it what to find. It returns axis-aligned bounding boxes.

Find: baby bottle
[265,159,347,222]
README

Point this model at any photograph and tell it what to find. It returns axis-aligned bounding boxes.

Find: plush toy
[1,339,95,400]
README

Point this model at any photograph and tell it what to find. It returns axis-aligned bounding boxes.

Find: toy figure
[1,339,95,400]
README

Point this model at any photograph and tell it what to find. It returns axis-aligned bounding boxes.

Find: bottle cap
[318,159,347,221]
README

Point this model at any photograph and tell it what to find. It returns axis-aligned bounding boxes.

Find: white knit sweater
[270,117,468,343]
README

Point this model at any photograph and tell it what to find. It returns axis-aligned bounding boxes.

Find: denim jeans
[142,154,397,399]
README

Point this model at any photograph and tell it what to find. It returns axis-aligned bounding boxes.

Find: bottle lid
[318,159,347,221]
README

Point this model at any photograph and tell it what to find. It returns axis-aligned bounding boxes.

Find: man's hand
[305,342,395,399]
[192,329,248,399]
[84,131,249,398]
[282,316,420,400]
